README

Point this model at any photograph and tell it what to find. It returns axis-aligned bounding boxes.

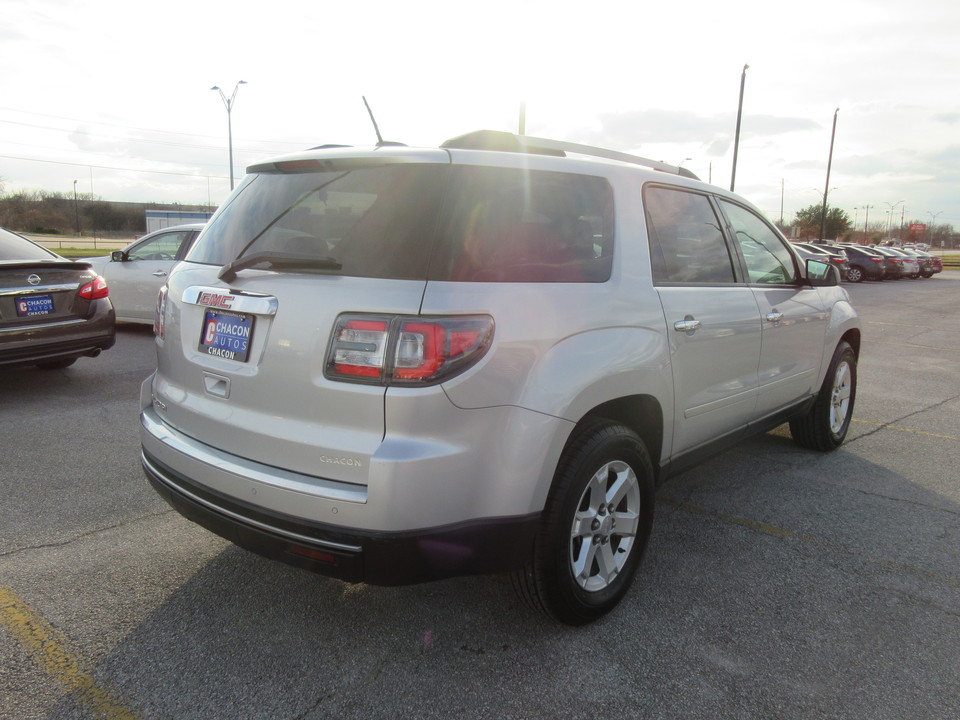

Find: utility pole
[730,64,749,192]
[818,108,839,241]
[862,204,873,244]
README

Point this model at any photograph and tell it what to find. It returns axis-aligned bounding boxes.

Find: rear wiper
[218,251,342,282]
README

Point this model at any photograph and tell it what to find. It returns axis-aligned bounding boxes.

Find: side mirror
[111,250,127,262]
[806,259,839,287]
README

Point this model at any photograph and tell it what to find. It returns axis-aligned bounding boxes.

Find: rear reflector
[288,545,337,564]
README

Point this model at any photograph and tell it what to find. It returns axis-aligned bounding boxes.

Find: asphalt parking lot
[2,273,959,720]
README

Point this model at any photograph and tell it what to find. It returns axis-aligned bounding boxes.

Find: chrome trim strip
[140,408,367,504]
[0,318,86,334]
[0,283,79,296]
[142,452,362,553]
[181,286,278,316]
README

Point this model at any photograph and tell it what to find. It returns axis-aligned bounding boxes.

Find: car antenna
[362,96,405,147]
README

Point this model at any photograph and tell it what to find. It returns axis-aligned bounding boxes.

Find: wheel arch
[570,395,664,482]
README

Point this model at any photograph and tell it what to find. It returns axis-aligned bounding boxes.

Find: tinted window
[189,165,447,280]
[430,167,614,282]
[644,186,735,284]
[188,164,613,283]
[720,201,797,284]
[0,228,59,261]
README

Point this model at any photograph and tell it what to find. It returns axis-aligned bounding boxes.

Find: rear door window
[644,186,736,284]
[430,166,614,282]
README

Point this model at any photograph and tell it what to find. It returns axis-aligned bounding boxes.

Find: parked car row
[791,241,943,283]
[1,223,205,370]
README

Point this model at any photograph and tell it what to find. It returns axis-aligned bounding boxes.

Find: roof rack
[441,130,699,180]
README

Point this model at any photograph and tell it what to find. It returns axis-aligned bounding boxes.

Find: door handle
[152,271,168,277]
[765,312,784,323]
[674,317,701,335]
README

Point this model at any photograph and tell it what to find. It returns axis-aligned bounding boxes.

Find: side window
[720,201,797,284]
[432,167,614,283]
[128,231,188,261]
[644,186,735,284]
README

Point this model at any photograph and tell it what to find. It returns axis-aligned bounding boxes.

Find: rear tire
[789,341,856,451]
[846,266,864,283]
[511,421,655,625]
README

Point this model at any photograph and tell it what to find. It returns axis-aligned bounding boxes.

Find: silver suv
[140,131,860,625]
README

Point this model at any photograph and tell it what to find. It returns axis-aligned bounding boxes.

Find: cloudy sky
[2,0,958,233]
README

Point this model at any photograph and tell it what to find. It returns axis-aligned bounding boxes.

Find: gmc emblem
[197,292,234,309]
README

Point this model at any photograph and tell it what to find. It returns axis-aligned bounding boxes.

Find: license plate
[16,294,55,317]
[198,310,254,362]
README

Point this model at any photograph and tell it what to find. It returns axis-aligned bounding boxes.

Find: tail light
[154,285,168,338]
[326,314,494,386]
[77,276,109,300]
[871,257,883,263]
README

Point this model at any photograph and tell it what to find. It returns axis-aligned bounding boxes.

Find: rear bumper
[142,448,540,585]
[0,306,115,366]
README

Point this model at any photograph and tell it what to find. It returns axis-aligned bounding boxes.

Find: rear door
[644,185,762,455]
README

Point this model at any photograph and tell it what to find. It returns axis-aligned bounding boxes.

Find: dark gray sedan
[0,227,115,370]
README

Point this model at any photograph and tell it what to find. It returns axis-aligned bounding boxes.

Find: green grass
[53,248,112,258]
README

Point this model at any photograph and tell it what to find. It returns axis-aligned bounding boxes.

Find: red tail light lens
[154,285,168,338]
[871,257,883,263]
[78,276,109,300]
[326,314,494,386]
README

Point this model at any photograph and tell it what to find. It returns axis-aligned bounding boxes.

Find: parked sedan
[869,247,906,279]
[84,224,204,324]
[1,227,115,369]
[836,244,886,282]
[899,248,936,277]
[883,247,921,278]
[791,242,850,280]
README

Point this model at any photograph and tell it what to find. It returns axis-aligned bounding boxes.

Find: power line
[0,106,312,148]
[0,154,227,180]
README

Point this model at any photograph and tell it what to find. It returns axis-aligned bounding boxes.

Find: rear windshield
[188,164,614,283]
[0,228,59,261]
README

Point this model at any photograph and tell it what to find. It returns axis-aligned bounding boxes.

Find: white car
[85,224,204,323]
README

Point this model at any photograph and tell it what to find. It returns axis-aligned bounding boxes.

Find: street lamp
[884,200,905,240]
[678,157,692,169]
[73,180,80,236]
[927,210,943,247]
[211,80,247,190]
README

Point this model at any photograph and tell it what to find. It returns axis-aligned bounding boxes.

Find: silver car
[140,131,861,625]
[85,224,203,324]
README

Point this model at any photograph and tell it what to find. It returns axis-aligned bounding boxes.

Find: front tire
[511,421,655,625]
[789,341,857,451]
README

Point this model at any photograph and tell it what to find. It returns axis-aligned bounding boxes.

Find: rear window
[188,163,614,283]
[0,228,60,261]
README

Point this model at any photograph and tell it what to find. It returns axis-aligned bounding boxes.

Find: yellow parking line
[852,418,959,441]
[0,587,141,720]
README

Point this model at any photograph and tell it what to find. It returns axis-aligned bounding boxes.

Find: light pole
[927,210,943,247]
[730,63,749,192]
[211,80,247,190]
[861,204,873,244]
[884,200,904,240]
[73,180,80,236]
[818,108,839,242]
